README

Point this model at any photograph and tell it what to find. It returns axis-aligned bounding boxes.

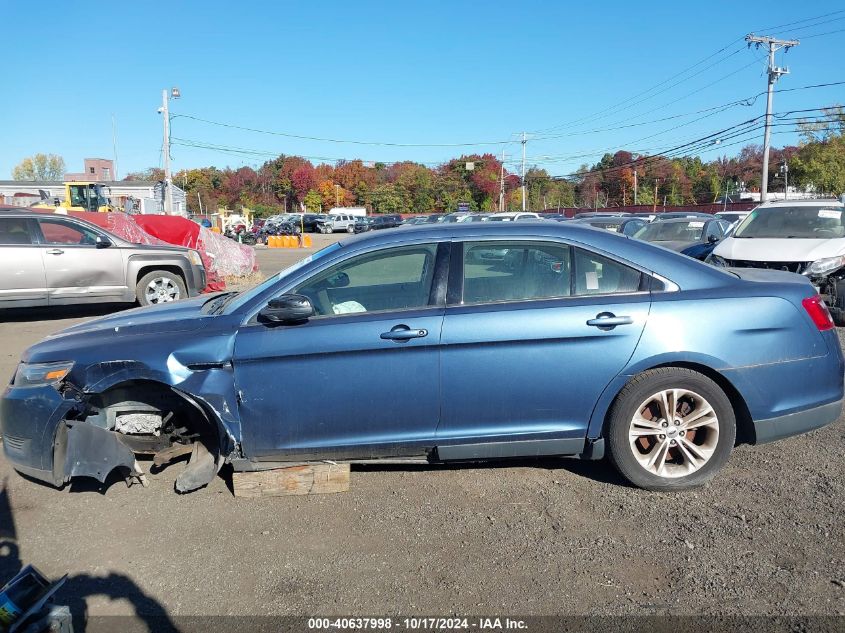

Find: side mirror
[95,236,112,249]
[708,234,720,244]
[259,294,315,324]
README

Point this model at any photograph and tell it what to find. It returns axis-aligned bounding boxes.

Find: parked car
[368,214,403,230]
[401,217,429,226]
[440,212,471,223]
[4,222,842,495]
[352,217,374,233]
[633,217,731,260]
[317,213,357,234]
[420,214,445,223]
[571,216,648,236]
[540,214,570,222]
[0,210,206,308]
[652,211,713,221]
[572,212,631,220]
[714,210,751,227]
[487,212,542,222]
[300,214,326,232]
[708,199,845,323]
[457,213,491,223]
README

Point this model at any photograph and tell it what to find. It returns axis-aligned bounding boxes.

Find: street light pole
[521,132,527,212]
[161,89,172,215]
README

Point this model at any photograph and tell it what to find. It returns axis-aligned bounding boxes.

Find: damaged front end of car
[2,355,241,493]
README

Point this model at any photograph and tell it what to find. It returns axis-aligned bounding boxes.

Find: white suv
[709,198,845,322]
[318,214,357,234]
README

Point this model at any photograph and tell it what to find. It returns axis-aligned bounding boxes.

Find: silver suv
[0,210,206,308]
[317,213,357,233]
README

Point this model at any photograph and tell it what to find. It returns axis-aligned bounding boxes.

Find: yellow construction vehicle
[32,182,116,213]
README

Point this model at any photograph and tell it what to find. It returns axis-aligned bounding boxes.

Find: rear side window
[573,249,641,295]
[462,242,572,304]
[0,218,35,245]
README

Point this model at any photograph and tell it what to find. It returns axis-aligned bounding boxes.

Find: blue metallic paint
[2,222,843,487]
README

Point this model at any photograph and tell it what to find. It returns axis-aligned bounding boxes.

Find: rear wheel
[137,271,187,307]
[347,224,355,233]
[606,368,735,491]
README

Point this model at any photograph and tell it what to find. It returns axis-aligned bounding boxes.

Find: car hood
[714,237,845,261]
[46,295,214,340]
[649,240,696,252]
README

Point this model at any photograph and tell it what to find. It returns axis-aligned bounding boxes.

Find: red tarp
[65,212,258,292]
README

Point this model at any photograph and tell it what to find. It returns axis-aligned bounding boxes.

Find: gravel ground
[0,237,843,619]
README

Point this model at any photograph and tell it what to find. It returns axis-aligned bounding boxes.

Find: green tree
[791,135,845,195]
[303,189,323,212]
[367,183,408,213]
[12,153,65,180]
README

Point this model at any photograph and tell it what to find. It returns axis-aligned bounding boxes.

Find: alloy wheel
[145,277,181,304]
[628,388,719,478]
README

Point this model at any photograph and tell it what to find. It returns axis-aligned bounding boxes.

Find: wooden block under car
[232,463,351,497]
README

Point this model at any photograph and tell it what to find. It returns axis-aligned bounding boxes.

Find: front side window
[293,244,439,316]
[38,219,99,245]
[0,218,35,245]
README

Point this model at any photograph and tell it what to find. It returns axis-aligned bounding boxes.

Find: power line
[172,114,517,148]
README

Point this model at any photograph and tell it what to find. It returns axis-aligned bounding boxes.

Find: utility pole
[111,114,119,181]
[521,132,527,211]
[633,169,638,206]
[160,87,180,215]
[652,179,659,213]
[745,34,799,203]
[780,162,789,200]
[499,149,506,212]
[335,184,340,207]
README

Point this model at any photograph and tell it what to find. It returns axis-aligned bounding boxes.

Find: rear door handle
[586,312,633,330]
[380,326,428,341]
[45,249,64,255]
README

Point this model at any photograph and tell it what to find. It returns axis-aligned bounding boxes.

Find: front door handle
[380,326,428,341]
[45,249,64,255]
[586,312,633,330]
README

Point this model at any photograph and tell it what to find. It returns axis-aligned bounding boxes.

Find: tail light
[802,295,835,331]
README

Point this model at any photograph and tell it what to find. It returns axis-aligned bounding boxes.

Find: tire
[136,270,187,307]
[347,224,355,233]
[325,226,334,234]
[606,367,736,491]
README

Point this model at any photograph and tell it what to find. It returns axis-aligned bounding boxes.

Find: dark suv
[370,214,403,230]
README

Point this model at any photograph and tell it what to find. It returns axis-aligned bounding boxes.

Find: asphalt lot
[1,233,844,620]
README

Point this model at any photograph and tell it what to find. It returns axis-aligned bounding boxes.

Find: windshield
[634,221,705,242]
[734,206,845,239]
[221,242,343,313]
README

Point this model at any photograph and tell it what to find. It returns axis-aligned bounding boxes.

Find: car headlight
[803,256,845,276]
[187,250,203,267]
[13,361,74,388]
[705,254,728,267]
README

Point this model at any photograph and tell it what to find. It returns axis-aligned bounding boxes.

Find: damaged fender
[57,422,141,485]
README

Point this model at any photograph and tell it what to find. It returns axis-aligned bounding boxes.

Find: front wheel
[136,270,187,307]
[606,368,735,491]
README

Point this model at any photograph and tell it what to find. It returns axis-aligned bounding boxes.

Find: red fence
[539,202,757,217]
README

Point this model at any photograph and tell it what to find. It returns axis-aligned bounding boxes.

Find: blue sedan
[2,222,843,492]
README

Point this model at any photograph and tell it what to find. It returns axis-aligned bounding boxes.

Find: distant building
[65,158,115,182]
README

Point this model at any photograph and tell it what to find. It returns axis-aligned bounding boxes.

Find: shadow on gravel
[351,456,635,488]
[0,303,129,323]
[0,478,179,632]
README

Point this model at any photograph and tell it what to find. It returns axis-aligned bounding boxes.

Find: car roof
[650,217,715,224]
[755,199,844,208]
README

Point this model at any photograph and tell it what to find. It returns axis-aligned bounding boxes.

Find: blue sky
[2,1,843,180]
